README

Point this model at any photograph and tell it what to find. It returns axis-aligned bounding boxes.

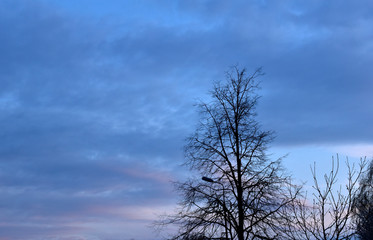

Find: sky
[1,0,373,239]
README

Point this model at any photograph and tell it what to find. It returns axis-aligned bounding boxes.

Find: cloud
[1,0,373,239]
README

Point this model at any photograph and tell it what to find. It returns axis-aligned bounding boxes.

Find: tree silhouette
[161,67,300,240]
[286,156,367,240]
[353,159,373,240]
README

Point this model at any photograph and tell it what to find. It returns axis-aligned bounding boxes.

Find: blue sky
[1,0,373,239]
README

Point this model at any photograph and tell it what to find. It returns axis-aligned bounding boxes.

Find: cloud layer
[1,0,373,239]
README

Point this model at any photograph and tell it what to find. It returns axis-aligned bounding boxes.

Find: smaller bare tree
[286,156,367,240]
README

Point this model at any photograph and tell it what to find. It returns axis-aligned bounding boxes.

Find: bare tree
[160,67,300,240]
[353,159,373,240]
[286,156,367,240]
